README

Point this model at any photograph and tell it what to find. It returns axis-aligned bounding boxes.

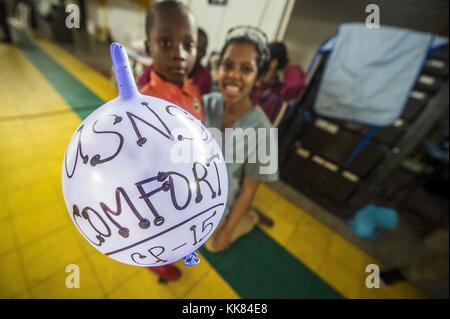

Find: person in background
[140,0,203,281]
[138,28,212,96]
[207,51,222,92]
[202,26,279,253]
[189,27,212,95]
[251,41,306,122]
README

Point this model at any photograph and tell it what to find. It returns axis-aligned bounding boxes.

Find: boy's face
[147,9,198,87]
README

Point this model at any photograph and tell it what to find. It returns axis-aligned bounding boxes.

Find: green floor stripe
[19,42,102,119]
[201,228,341,298]
[21,41,343,298]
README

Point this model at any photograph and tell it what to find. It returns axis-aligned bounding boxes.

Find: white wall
[84,0,293,55]
[107,0,146,46]
[187,0,290,57]
[86,0,146,48]
[284,0,449,69]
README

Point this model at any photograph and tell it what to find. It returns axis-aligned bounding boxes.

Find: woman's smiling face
[219,42,259,105]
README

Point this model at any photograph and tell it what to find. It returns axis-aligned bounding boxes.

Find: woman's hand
[209,177,260,252]
[211,223,233,252]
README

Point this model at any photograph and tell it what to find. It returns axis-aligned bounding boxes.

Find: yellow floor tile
[0,188,7,207]
[185,270,239,299]
[33,137,68,159]
[45,169,65,191]
[35,39,117,101]
[26,115,78,133]
[0,45,70,118]
[0,119,27,132]
[259,212,298,246]
[69,225,106,257]
[20,227,86,287]
[325,235,375,273]
[12,290,32,299]
[86,251,140,294]
[29,259,105,298]
[13,201,71,247]
[6,180,59,216]
[268,197,307,224]
[27,122,80,148]
[167,254,213,298]
[0,218,16,256]
[109,270,177,299]
[252,183,281,212]
[317,255,366,298]
[30,131,73,153]
[284,214,334,271]
[0,201,10,222]
[0,162,47,191]
[0,250,28,297]
[1,162,46,184]
[0,151,39,176]
[0,133,30,151]
[261,197,308,245]
[316,234,382,298]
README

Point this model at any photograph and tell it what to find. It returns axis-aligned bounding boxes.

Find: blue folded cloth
[314,23,448,126]
[349,204,399,239]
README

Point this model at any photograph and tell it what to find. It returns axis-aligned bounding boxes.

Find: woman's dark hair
[219,26,271,75]
[269,42,289,70]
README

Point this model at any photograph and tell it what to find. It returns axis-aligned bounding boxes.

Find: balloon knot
[184,252,200,266]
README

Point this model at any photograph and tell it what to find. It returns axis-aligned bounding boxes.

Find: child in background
[140,0,203,281]
[190,28,212,95]
[202,26,279,253]
[207,51,222,92]
[251,42,306,122]
[140,0,203,121]
[138,28,212,97]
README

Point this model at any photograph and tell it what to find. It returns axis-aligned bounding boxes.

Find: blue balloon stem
[110,42,138,100]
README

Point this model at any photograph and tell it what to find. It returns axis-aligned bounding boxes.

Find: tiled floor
[0,38,426,299]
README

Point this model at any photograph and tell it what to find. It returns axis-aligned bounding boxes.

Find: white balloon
[61,43,228,267]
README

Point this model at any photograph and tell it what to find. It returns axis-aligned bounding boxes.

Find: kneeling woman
[203,27,279,252]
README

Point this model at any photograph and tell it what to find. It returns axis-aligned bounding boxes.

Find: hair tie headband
[225,25,270,71]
